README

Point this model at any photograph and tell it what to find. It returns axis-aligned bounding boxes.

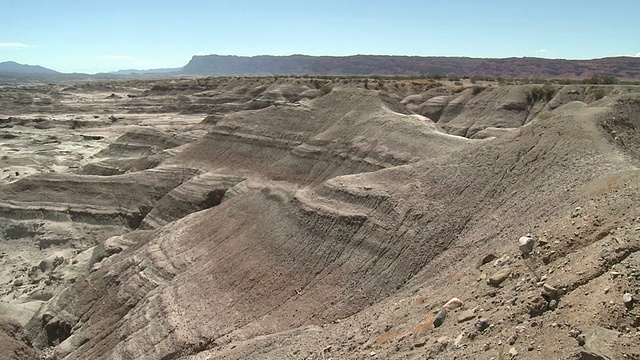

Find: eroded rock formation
[1,78,639,359]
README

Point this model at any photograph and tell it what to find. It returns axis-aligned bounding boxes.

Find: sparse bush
[582,74,619,85]
[471,85,486,95]
[537,111,553,120]
[448,74,462,81]
[526,84,557,104]
[591,88,606,101]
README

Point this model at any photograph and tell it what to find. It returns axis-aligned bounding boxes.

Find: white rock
[518,234,535,255]
[443,297,463,310]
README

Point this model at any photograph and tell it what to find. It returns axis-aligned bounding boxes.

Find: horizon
[5,53,640,76]
[2,0,639,74]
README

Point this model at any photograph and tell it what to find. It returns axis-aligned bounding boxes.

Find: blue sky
[1,0,639,73]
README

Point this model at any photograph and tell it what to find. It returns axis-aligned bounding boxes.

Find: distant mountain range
[0,61,61,76]
[108,68,181,75]
[2,55,640,81]
[180,55,640,79]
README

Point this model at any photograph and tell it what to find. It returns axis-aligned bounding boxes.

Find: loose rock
[433,308,447,328]
[488,267,512,286]
[457,309,476,323]
[542,283,559,299]
[476,253,498,268]
[622,293,633,309]
[443,297,463,310]
[518,234,535,255]
[580,326,619,360]
[475,318,490,332]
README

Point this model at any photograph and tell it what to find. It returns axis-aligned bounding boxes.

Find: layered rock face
[1,78,639,359]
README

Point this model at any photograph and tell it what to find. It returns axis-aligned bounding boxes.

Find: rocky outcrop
[0,317,39,360]
[140,171,245,228]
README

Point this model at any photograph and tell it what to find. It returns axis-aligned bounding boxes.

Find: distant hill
[181,55,640,79]
[108,68,180,75]
[0,61,60,76]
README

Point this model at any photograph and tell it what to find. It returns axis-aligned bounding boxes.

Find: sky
[1,0,639,74]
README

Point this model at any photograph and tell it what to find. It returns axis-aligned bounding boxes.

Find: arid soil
[1,77,639,359]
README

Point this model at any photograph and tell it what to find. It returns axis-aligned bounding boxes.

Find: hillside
[0,78,639,359]
[181,54,640,79]
[0,61,60,76]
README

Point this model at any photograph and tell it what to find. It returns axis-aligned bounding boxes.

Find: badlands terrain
[0,77,639,359]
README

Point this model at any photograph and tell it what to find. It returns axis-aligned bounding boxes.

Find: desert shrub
[526,84,557,103]
[582,74,619,85]
[537,111,553,120]
[471,85,486,95]
[591,88,606,100]
[470,75,496,84]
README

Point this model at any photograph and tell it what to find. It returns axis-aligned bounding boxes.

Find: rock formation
[1,77,639,359]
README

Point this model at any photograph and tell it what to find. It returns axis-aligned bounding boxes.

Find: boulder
[580,327,619,360]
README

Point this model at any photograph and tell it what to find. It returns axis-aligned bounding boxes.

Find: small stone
[622,293,634,308]
[542,283,559,299]
[509,347,518,356]
[494,255,511,267]
[475,318,490,332]
[488,267,512,286]
[518,234,535,255]
[527,345,535,351]
[477,253,498,268]
[413,339,427,348]
[548,299,558,310]
[443,297,463,310]
[457,309,476,323]
[437,336,449,344]
[576,334,586,346]
[433,308,447,328]
[508,333,518,345]
[482,343,490,351]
